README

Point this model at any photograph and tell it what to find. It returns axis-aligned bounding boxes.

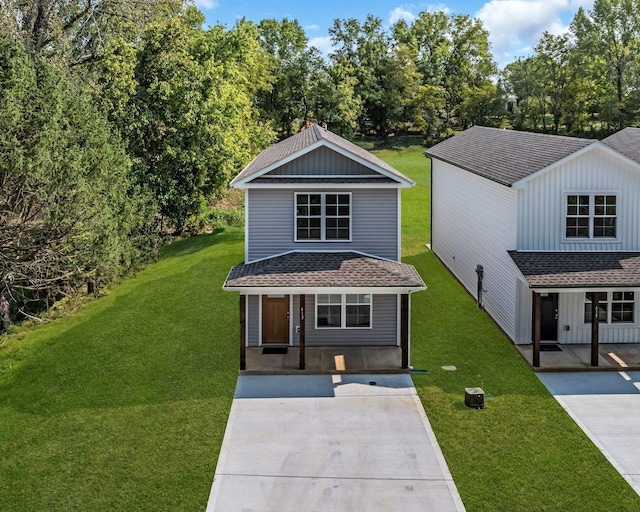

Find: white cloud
[477,0,576,67]
[195,0,219,9]
[422,3,451,14]
[308,36,334,57]
[389,6,417,25]
[305,24,320,31]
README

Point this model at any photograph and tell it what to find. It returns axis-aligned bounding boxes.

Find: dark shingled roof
[509,251,640,288]
[233,124,410,184]
[425,126,595,186]
[602,127,640,165]
[224,252,425,289]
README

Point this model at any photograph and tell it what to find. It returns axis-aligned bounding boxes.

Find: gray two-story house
[223,125,426,371]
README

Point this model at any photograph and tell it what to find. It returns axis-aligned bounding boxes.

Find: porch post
[239,295,246,371]
[401,294,409,369]
[532,292,541,368]
[299,295,306,370]
[591,293,600,367]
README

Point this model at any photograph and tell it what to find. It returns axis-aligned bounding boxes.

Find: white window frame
[315,293,372,329]
[294,192,352,242]
[584,291,635,324]
[564,192,619,241]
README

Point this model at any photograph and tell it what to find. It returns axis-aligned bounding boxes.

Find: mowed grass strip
[0,230,243,511]
[371,141,640,511]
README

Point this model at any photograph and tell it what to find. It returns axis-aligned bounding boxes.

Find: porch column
[591,293,600,367]
[401,294,409,369]
[239,295,246,371]
[532,292,541,368]
[299,295,306,370]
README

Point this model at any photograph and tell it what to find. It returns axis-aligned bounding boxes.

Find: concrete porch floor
[515,343,640,371]
[243,346,405,374]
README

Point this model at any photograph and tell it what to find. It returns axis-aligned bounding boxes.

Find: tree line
[1,0,638,327]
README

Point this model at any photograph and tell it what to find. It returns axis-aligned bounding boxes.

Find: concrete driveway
[537,371,640,495]
[206,374,465,512]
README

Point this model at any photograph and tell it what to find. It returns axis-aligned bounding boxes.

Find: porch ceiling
[509,251,640,288]
[224,251,425,290]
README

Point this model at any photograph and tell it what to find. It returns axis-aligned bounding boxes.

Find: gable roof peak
[231,124,413,187]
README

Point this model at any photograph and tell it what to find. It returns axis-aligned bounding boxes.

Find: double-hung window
[295,193,351,241]
[584,291,635,324]
[565,194,617,239]
[316,294,371,329]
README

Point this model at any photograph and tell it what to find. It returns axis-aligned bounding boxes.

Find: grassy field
[1,137,639,510]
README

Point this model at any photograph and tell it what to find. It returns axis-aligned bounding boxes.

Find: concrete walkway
[538,371,640,495]
[207,374,465,512]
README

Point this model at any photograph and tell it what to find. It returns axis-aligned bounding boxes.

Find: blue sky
[195,0,595,69]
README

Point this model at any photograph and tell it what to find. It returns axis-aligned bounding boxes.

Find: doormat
[263,347,288,354]
[540,344,562,351]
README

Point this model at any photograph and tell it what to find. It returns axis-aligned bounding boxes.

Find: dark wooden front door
[540,293,559,341]
[262,295,290,344]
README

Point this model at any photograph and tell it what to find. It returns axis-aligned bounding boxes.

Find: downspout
[475,265,484,310]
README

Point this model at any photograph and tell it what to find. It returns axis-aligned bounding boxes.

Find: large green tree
[101,9,274,231]
[0,30,155,320]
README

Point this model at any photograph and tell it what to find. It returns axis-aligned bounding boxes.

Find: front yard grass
[0,140,639,510]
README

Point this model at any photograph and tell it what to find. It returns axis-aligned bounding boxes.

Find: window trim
[294,192,352,242]
[584,290,635,325]
[563,191,619,242]
[315,293,372,330]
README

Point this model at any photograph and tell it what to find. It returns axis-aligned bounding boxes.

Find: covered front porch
[510,251,640,369]
[242,345,405,374]
[223,251,426,373]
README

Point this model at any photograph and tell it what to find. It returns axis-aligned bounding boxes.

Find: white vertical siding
[515,279,532,344]
[247,295,259,347]
[518,146,640,250]
[432,160,519,340]
[557,290,640,344]
[247,189,398,261]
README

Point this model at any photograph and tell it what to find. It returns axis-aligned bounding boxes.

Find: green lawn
[1,142,639,511]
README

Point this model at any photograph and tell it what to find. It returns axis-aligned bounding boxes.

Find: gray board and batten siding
[264,146,380,177]
[245,294,399,347]
[246,188,399,262]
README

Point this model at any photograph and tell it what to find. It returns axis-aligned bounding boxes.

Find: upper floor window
[295,193,351,241]
[584,291,634,324]
[565,194,617,239]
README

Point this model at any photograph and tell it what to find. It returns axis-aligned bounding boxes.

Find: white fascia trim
[231,140,326,187]
[531,286,640,294]
[225,286,426,294]
[512,142,640,189]
[244,188,249,262]
[240,182,408,189]
[243,248,403,266]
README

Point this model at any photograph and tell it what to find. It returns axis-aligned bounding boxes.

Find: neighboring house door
[540,293,559,342]
[262,295,290,344]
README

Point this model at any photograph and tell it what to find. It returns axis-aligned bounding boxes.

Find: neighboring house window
[316,294,371,328]
[565,194,617,239]
[295,193,351,241]
[584,291,634,323]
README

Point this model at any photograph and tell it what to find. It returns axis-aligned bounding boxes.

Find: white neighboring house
[426,126,640,367]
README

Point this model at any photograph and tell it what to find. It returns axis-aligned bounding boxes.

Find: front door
[540,293,559,341]
[262,295,290,344]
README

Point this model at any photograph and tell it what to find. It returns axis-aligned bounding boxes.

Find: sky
[194,0,595,69]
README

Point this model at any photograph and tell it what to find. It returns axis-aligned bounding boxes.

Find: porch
[242,345,405,374]
[515,342,640,371]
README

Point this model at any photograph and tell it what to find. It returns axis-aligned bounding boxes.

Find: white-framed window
[316,293,371,329]
[295,193,351,241]
[584,291,635,324]
[565,193,617,239]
